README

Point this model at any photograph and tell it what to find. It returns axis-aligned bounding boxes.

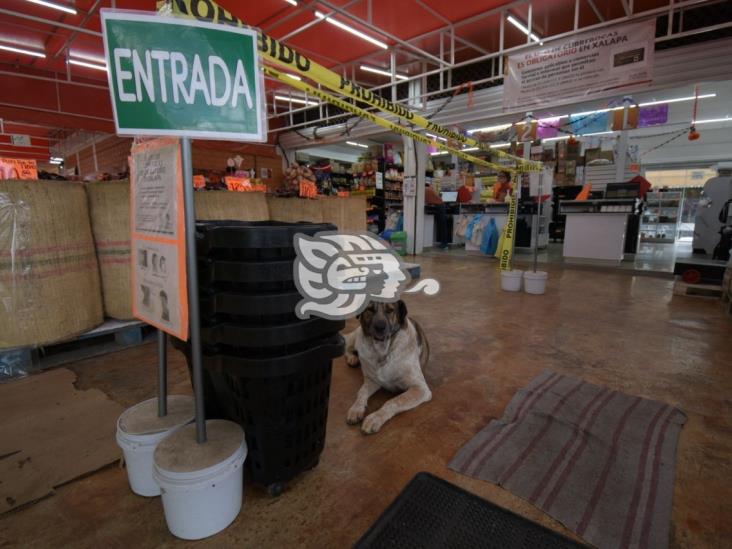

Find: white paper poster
[375,172,384,190]
[130,138,188,340]
[504,20,655,111]
[403,176,416,197]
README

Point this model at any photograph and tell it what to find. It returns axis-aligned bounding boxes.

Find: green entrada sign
[101,10,266,141]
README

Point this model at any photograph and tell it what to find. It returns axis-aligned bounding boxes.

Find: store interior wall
[63,136,284,186]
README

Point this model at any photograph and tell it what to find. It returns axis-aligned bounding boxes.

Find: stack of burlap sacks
[0,178,366,348]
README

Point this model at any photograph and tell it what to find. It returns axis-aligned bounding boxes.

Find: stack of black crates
[177,221,345,496]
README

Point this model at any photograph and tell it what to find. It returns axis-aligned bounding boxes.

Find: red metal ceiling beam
[0,105,114,134]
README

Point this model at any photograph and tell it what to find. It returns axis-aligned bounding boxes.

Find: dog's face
[359,300,408,345]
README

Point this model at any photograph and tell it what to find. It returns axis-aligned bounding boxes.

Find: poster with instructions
[504,20,654,111]
[130,138,188,339]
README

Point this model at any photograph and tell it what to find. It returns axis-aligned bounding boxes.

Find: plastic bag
[464,214,482,241]
[455,214,470,237]
[481,218,499,255]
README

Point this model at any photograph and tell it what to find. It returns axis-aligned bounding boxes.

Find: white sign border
[100,9,266,142]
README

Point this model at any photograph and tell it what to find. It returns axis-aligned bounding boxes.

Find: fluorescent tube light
[346,141,369,148]
[26,0,77,15]
[542,135,571,142]
[507,15,542,44]
[490,142,511,148]
[286,73,302,81]
[582,131,615,136]
[285,0,298,5]
[0,44,46,58]
[360,65,408,80]
[695,117,731,124]
[462,147,479,151]
[69,59,107,71]
[467,123,512,134]
[639,93,716,107]
[275,95,318,106]
[426,132,447,142]
[315,11,388,49]
[430,151,449,156]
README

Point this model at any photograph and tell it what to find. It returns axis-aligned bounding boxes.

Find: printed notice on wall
[130,138,188,340]
[503,20,655,111]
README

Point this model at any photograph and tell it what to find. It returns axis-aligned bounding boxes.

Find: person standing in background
[493,171,513,201]
[425,183,449,249]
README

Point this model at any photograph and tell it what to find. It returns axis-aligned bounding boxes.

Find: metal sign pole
[181,136,206,444]
[157,331,167,417]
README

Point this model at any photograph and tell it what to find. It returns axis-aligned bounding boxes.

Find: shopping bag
[465,214,482,241]
[470,217,485,247]
[481,218,499,255]
[455,214,470,237]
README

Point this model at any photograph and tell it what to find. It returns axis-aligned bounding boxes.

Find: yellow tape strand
[164,0,543,173]
[265,66,513,173]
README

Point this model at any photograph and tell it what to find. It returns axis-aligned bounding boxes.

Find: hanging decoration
[689,84,701,141]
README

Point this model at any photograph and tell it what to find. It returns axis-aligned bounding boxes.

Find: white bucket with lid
[500,269,524,292]
[116,395,195,497]
[524,270,549,294]
[153,420,247,540]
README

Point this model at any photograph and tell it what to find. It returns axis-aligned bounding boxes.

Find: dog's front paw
[361,411,387,434]
[345,352,360,368]
[347,405,366,425]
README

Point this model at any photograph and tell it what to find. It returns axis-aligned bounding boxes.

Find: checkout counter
[424,201,549,250]
[559,183,642,264]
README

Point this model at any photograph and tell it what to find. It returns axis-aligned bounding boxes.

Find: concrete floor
[1,256,731,548]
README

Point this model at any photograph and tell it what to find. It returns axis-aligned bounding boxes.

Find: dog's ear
[397,300,408,327]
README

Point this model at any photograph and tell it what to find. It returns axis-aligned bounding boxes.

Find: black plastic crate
[199,290,302,319]
[198,258,295,286]
[175,335,344,494]
[356,472,588,549]
[196,220,336,255]
[201,317,344,348]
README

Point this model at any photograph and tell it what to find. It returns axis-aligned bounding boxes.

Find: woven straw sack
[266,196,324,224]
[195,191,269,221]
[87,180,133,319]
[319,196,367,232]
[0,180,103,348]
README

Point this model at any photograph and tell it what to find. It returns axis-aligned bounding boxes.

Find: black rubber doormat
[354,472,588,549]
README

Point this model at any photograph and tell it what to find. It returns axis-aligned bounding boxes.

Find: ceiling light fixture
[430,151,449,156]
[0,44,46,58]
[274,94,318,106]
[639,93,716,107]
[542,135,571,142]
[360,65,408,80]
[284,0,298,5]
[507,15,542,44]
[695,116,731,124]
[286,73,302,81]
[426,132,447,142]
[315,11,388,49]
[26,0,77,15]
[466,123,512,134]
[462,146,479,151]
[490,142,511,148]
[346,141,369,148]
[68,59,107,71]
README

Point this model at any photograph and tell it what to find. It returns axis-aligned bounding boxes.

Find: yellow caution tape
[496,186,518,271]
[162,0,543,173]
[264,66,512,173]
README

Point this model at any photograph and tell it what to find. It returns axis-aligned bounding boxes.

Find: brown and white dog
[344,300,431,434]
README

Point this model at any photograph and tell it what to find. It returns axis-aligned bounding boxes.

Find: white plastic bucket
[153,420,247,540]
[524,270,549,295]
[116,395,195,497]
[500,269,524,292]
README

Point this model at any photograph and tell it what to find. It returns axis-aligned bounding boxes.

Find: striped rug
[449,370,687,549]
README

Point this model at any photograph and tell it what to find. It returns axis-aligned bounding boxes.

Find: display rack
[641,190,683,243]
